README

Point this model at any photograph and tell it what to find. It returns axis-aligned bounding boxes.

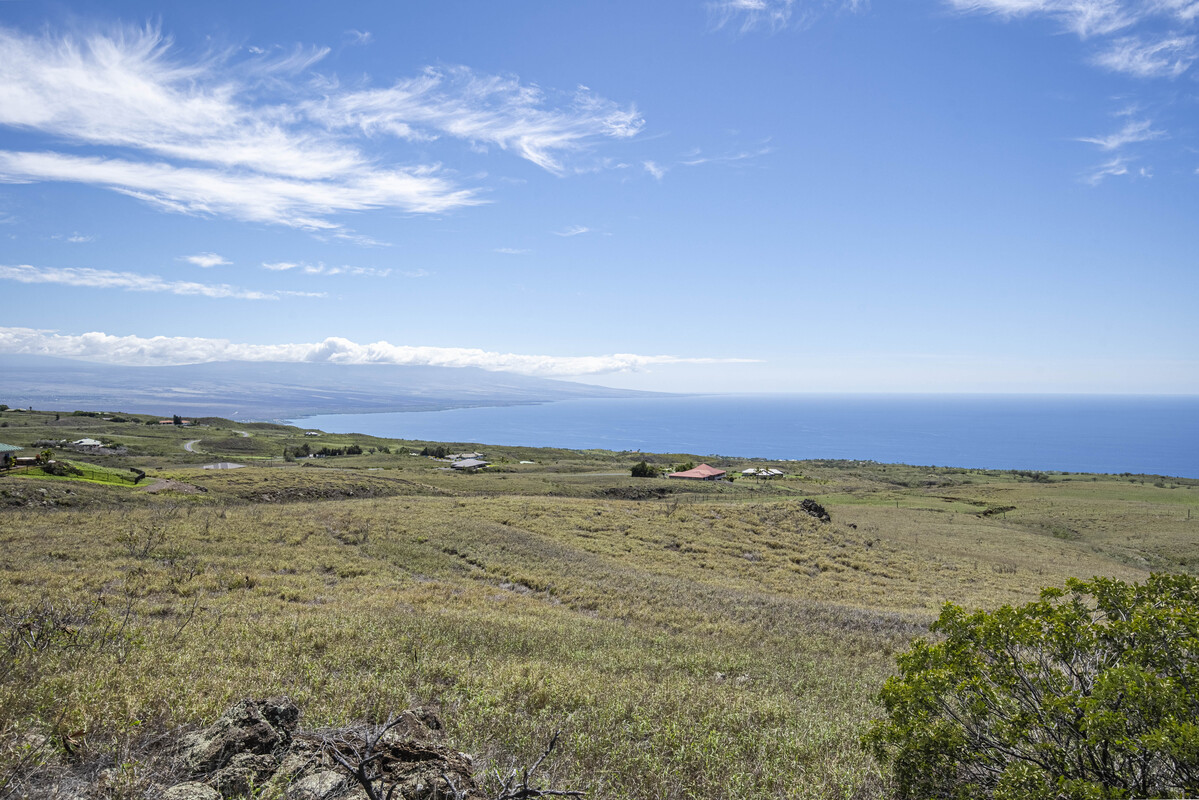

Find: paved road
[183,439,201,453]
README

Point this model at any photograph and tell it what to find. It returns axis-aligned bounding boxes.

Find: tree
[630,460,657,478]
[172,414,182,426]
[863,574,1199,800]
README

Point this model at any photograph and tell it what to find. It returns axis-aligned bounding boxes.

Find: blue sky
[0,0,1196,393]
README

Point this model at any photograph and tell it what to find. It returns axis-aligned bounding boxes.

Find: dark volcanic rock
[800,499,831,522]
[181,697,298,777]
[169,700,483,800]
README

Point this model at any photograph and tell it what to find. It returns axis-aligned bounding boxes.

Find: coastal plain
[1,408,1196,798]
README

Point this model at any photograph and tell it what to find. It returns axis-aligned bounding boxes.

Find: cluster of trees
[284,442,364,460]
[420,445,451,458]
[630,461,659,478]
[865,573,1199,799]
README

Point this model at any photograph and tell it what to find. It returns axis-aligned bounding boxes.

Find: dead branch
[493,731,584,800]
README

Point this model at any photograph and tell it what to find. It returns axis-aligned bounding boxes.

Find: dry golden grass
[0,411,1196,798]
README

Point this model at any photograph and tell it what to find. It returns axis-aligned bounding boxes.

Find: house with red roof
[667,463,726,481]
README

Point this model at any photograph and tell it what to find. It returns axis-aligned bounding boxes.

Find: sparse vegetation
[0,407,1195,798]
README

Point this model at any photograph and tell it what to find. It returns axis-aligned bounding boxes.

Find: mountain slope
[0,355,663,419]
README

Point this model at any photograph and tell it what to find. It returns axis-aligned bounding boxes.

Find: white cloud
[709,0,868,33]
[0,263,284,300]
[0,24,641,231]
[678,145,773,167]
[947,0,1199,45]
[0,150,478,229]
[261,261,391,277]
[1078,117,1166,148]
[494,247,531,255]
[643,160,667,180]
[1084,156,1131,183]
[1094,34,1197,75]
[67,232,93,243]
[184,252,231,268]
[945,0,1135,37]
[304,66,644,176]
[554,225,591,237]
[712,0,797,32]
[0,327,761,376]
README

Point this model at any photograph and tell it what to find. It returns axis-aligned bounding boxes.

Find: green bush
[864,573,1199,799]
[630,460,657,478]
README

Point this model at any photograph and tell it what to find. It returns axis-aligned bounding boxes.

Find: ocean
[290,394,1199,479]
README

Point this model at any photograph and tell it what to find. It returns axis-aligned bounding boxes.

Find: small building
[72,438,103,448]
[450,458,488,471]
[668,463,727,481]
[742,467,785,478]
[448,452,484,461]
[0,442,22,468]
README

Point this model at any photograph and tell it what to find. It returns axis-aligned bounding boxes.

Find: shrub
[42,461,82,477]
[863,574,1199,799]
[630,461,657,478]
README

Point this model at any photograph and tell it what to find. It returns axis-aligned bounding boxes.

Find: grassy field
[0,407,1196,798]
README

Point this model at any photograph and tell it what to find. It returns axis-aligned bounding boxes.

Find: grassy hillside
[0,407,1195,798]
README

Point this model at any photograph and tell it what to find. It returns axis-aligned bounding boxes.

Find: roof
[450,458,488,469]
[72,438,103,447]
[668,463,726,479]
[0,443,22,454]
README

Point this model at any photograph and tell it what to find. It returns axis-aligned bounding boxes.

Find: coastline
[288,393,1199,479]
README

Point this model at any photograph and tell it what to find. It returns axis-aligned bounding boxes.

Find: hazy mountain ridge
[0,355,663,420]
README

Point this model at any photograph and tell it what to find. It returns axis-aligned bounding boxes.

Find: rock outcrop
[169,699,483,800]
[799,499,831,522]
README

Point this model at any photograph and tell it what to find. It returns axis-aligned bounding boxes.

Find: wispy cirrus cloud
[638,143,771,182]
[0,24,642,232]
[708,0,868,33]
[945,1,1199,75]
[183,252,231,268]
[679,144,773,167]
[305,66,643,176]
[494,247,531,255]
[554,225,591,237]
[1078,117,1165,149]
[643,160,667,180]
[1077,110,1166,182]
[0,327,761,377]
[945,0,1135,37]
[1084,155,1132,184]
[1093,33,1197,75]
[0,263,295,300]
[262,261,391,277]
[947,2,1199,182]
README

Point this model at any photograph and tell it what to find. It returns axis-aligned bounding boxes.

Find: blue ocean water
[291,394,1199,478]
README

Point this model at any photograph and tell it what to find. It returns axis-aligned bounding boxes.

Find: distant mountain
[0,355,664,420]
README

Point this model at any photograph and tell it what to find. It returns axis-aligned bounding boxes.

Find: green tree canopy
[864,573,1199,799]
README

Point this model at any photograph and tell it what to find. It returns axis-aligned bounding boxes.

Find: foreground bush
[864,573,1199,799]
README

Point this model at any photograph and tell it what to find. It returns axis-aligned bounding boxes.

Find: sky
[0,0,1196,394]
